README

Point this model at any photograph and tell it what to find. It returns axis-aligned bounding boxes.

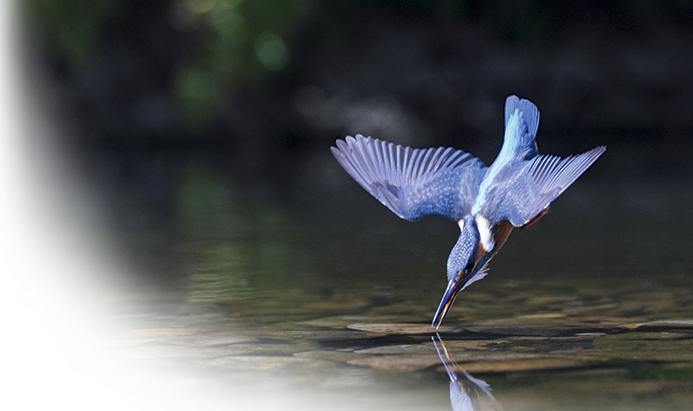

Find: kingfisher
[331,95,606,328]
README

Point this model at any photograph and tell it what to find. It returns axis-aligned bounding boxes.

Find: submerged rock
[101,372,220,391]
[103,345,243,360]
[347,323,455,334]
[347,355,441,372]
[210,355,333,372]
[119,328,209,339]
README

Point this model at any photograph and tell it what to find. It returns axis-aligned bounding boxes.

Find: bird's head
[432,217,512,329]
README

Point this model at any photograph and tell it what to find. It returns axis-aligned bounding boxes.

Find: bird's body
[331,96,605,328]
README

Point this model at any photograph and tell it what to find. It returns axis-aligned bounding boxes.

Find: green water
[89,155,693,411]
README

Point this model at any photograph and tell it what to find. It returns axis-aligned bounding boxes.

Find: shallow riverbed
[72,153,693,411]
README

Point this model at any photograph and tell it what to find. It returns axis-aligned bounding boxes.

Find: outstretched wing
[331,135,486,221]
[491,146,606,227]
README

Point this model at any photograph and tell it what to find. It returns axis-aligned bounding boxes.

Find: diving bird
[331,95,605,328]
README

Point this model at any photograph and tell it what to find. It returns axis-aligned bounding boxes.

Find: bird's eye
[464,260,475,273]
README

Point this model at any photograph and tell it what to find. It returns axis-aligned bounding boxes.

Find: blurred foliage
[172,0,317,128]
[23,0,123,64]
[22,0,693,133]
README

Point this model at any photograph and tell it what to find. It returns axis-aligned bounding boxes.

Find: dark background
[19,0,693,279]
[9,5,693,410]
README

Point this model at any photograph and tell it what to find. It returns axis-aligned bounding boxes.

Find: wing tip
[592,145,607,156]
[580,145,607,168]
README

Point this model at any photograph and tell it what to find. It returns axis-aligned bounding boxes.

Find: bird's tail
[503,95,540,160]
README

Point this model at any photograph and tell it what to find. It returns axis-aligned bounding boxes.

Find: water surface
[84,151,693,411]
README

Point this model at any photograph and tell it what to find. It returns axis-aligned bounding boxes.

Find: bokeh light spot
[254,31,289,71]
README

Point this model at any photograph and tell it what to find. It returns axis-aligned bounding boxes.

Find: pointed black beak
[432,279,462,329]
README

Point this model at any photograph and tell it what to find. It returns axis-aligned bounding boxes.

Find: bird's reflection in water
[433,334,503,411]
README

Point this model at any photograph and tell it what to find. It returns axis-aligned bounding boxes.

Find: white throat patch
[475,215,495,252]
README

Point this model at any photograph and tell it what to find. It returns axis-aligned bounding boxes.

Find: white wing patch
[475,215,495,252]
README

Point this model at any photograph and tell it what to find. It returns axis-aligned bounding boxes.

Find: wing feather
[332,135,486,221]
[494,146,606,227]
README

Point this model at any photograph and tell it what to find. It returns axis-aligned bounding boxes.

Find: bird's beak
[432,279,462,329]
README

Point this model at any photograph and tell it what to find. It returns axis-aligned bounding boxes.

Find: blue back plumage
[472,96,540,215]
[475,96,606,225]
